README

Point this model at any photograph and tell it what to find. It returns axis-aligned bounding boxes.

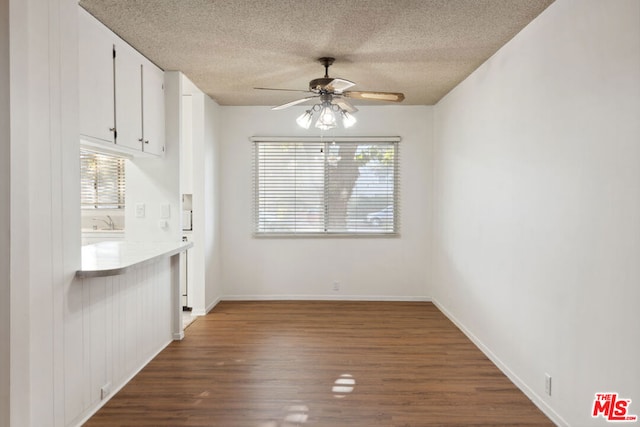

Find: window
[253,137,399,235]
[80,149,126,209]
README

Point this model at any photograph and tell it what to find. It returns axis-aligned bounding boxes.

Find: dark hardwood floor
[86,301,553,426]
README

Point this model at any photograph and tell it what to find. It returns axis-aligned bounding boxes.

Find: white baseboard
[221,294,432,302]
[431,299,569,427]
[205,296,221,313]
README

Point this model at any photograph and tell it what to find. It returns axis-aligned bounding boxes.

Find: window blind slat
[253,140,398,235]
[80,149,126,209]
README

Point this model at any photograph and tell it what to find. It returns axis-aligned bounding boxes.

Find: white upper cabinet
[142,59,165,156]
[78,7,164,157]
[78,7,115,144]
[115,41,143,151]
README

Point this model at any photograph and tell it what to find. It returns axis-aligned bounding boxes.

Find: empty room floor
[86,301,553,426]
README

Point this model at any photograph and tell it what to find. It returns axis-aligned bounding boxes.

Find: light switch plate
[135,203,145,218]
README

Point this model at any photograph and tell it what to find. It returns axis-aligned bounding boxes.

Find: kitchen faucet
[92,215,115,230]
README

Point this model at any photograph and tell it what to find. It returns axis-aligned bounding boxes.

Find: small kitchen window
[80,149,126,209]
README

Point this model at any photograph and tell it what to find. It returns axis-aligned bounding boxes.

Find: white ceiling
[79,0,554,107]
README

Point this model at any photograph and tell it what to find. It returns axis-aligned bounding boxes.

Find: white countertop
[81,228,125,234]
[77,240,193,278]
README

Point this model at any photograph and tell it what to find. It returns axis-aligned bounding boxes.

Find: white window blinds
[253,137,399,235]
[80,149,126,209]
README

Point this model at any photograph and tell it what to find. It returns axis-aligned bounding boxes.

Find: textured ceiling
[79,0,554,106]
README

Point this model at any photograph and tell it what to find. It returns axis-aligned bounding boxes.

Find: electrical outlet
[100,382,111,400]
[544,373,552,396]
[333,281,340,291]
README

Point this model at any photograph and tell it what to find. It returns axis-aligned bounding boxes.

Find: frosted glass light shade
[315,105,337,130]
[342,111,357,128]
[296,110,313,129]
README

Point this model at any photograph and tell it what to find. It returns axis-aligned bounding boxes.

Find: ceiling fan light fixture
[341,111,357,128]
[296,110,313,129]
[315,104,337,130]
[258,57,404,131]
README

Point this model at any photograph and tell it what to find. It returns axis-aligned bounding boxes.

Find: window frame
[251,136,400,237]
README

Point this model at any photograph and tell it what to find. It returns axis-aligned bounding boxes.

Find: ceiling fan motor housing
[310,57,337,91]
[309,77,335,92]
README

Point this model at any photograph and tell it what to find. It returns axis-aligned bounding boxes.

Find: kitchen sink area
[81,211,125,245]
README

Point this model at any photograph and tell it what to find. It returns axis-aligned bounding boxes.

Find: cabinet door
[142,60,165,156]
[78,7,115,144]
[114,42,143,151]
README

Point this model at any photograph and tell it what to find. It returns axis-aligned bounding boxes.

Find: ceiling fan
[255,57,405,129]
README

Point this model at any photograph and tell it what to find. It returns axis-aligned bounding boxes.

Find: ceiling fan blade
[343,91,405,102]
[333,97,358,113]
[272,96,317,110]
[254,87,312,93]
[325,78,356,93]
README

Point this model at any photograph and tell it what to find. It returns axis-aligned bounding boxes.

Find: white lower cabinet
[79,6,164,157]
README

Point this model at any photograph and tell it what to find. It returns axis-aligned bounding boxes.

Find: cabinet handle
[109,127,115,132]
[138,138,143,142]
[144,140,149,144]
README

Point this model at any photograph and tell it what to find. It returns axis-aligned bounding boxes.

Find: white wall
[181,75,223,314]
[219,106,433,300]
[124,72,180,243]
[202,95,223,310]
[432,0,640,425]
[0,0,10,424]
[186,92,207,313]
[176,75,220,313]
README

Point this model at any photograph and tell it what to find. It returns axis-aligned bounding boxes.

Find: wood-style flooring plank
[85,301,553,426]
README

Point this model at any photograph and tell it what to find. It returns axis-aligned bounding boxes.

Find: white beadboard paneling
[0,1,11,426]
[8,0,80,425]
[89,277,107,406]
[81,278,92,409]
[9,0,32,423]
[67,258,176,426]
[0,0,9,423]
[28,0,55,422]
[65,279,84,420]
[2,0,183,425]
